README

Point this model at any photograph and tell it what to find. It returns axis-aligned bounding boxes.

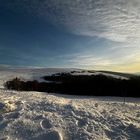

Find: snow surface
[0,90,140,140]
[0,68,139,140]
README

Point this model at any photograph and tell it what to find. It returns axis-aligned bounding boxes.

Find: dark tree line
[4,73,140,97]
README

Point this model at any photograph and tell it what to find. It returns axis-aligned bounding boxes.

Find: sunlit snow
[0,68,139,140]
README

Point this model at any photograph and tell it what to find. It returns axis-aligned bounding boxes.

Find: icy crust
[0,90,140,140]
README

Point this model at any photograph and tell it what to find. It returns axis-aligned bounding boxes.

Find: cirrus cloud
[2,0,140,43]
[1,0,140,71]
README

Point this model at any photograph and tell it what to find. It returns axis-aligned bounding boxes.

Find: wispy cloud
[41,0,140,43]
[60,48,140,71]
[4,0,140,43]
[1,0,140,71]
[4,1,140,41]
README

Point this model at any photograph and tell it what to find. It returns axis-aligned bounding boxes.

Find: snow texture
[0,90,140,140]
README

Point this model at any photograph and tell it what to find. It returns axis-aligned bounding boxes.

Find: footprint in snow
[0,136,9,140]
[0,102,5,113]
[136,112,140,117]
[5,112,20,119]
[32,130,63,140]
[0,115,3,122]
[40,119,52,130]
[77,118,88,127]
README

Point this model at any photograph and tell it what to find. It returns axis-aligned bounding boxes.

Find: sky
[0,0,140,72]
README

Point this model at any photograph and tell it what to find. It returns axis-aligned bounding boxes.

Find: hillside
[0,68,140,140]
[0,67,133,89]
[0,89,140,140]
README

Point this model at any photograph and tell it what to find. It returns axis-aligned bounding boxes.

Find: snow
[0,68,128,88]
[92,72,129,80]
[0,68,77,88]
[0,89,139,140]
[0,68,139,140]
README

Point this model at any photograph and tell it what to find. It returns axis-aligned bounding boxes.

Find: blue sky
[0,0,140,72]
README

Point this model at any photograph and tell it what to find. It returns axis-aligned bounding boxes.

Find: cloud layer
[1,0,140,71]
[4,0,140,42]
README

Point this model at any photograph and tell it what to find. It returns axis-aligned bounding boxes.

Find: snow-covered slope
[0,90,140,140]
[0,67,129,88]
[0,67,139,140]
[0,68,78,88]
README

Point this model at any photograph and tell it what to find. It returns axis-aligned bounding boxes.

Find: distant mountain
[135,72,140,75]
[0,67,137,89]
[97,70,135,78]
